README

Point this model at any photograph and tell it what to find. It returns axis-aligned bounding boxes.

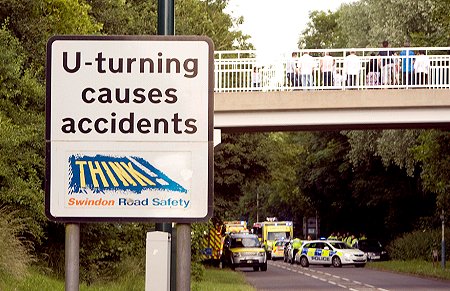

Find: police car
[294,240,367,268]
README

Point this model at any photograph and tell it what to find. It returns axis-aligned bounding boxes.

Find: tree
[175,0,251,50]
[412,130,450,211]
[213,132,271,220]
[298,10,347,49]
[0,0,102,73]
[0,27,46,244]
[87,0,157,35]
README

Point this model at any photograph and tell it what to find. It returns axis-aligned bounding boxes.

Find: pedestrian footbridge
[213,47,450,131]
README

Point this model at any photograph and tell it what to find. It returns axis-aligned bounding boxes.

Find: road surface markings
[269,261,391,291]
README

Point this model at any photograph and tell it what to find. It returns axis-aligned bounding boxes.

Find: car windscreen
[267,232,290,241]
[231,237,260,248]
[329,242,353,249]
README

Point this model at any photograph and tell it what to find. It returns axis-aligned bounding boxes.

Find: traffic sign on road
[45,35,214,222]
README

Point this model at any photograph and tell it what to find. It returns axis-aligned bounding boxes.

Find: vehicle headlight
[233,252,241,257]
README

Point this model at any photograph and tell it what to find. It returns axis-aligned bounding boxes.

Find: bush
[387,228,450,261]
[0,207,33,279]
[191,261,205,282]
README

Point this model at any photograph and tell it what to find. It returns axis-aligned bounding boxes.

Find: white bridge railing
[214,48,450,92]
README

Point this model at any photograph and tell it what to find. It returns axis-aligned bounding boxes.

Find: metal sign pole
[156,1,177,290]
[65,223,80,291]
[176,223,191,291]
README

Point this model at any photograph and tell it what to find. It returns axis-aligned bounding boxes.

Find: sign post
[156,2,176,289]
[46,35,214,288]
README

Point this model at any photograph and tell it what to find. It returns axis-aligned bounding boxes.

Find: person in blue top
[400,41,415,86]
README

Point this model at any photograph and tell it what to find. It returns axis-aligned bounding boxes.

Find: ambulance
[252,218,293,259]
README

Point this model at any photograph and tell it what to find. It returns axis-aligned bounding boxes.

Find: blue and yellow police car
[294,240,367,268]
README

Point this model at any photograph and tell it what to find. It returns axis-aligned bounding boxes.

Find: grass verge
[367,260,450,281]
[0,266,255,291]
[192,267,255,291]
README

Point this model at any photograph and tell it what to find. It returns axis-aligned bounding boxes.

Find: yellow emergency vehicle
[201,220,248,265]
[253,218,293,259]
[222,220,248,234]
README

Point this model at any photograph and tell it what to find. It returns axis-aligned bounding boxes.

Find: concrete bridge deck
[214,89,450,131]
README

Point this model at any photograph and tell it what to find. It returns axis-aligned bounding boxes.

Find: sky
[225,0,354,61]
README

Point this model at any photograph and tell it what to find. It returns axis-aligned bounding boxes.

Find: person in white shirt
[286,52,299,87]
[414,50,429,85]
[320,52,334,86]
[251,66,261,89]
[298,51,315,89]
[344,50,360,88]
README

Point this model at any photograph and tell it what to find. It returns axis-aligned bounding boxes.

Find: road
[242,260,450,291]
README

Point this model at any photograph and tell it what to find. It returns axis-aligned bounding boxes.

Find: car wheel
[260,263,268,271]
[230,255,235,270]
[332,256,342,268]
[300,256,309,267]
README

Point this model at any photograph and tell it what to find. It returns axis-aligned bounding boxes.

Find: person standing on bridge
[298,51,315,90]
[378,40,394,85]
[252,66,261,89]
[286,52,299,88]
[344,50,360,88]
[366,52,380,86]
[414,50,430,86]
[320,51,334,87]
[400,41,415,87]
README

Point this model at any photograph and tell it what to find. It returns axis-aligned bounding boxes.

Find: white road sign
[45,35,214,222]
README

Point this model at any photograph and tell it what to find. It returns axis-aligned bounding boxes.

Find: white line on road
[268,261,390,291]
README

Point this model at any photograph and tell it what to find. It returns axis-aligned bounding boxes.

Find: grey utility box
[146,231,171,291]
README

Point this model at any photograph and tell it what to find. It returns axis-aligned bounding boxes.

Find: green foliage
[0,26,44,111]
[301,0,450,48]
[296,132,354,230]
[0,208,33,280]
[191,222,210,265]
[191,261,205,282]
[0,27,46,245]
[88,0,157,35]
[0,0,102,72]
[387,228,450,261]
[78,223,147,284]
[412,130,450,210]
[176,0,252,50]
[213,133,271,220]
[299,10,347,49]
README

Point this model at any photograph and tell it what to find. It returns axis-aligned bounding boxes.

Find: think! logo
[68,155,187,194]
